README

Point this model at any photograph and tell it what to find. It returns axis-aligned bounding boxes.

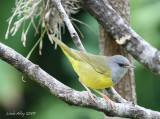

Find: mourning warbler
[51,36,135,104]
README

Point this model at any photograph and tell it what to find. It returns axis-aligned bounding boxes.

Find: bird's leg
[92,89,114,108]
[79,79,96,102]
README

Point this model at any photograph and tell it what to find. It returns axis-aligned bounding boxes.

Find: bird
[51,36,135,106]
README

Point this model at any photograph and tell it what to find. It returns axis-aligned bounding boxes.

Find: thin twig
[72,21,84,38]
[70,17,97,35]
[105,87,127,103]
[51,0,85,52]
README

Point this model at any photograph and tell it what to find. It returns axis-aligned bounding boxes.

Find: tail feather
[51,36,80,60]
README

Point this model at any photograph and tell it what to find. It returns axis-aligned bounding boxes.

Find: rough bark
[99,0,136,105]
[0,42,160,119]
[77,0,160,77]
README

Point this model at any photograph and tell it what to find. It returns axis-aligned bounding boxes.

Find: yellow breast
[68,57,114,89]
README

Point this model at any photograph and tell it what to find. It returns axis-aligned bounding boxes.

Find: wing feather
[74,50,109,74]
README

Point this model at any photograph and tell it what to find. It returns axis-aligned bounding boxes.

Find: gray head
[107,55,135,84]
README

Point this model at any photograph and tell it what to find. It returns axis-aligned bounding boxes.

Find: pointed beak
[125,65,136,69]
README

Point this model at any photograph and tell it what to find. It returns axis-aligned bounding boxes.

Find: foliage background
[0,0,160,118]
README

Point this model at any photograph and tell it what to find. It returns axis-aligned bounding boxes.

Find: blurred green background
[0,0,160,119]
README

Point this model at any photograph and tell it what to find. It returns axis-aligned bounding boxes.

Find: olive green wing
[74,50,109,74]
[51,37,109,74]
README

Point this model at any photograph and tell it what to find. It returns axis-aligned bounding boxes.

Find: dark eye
[119,63,124,67]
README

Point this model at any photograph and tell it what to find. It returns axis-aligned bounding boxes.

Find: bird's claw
[87,90,97,102]
[103,95,114,108]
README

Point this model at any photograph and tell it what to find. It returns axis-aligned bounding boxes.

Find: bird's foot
[79,79,97,102]
[103,94,114,108]
[92,89,114,108]
[86,89,97,102]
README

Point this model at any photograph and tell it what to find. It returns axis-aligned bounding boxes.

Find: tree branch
[105,87,127,103]
[77,0,160,76]
[0,42,160,118]
[51,0,85,52]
